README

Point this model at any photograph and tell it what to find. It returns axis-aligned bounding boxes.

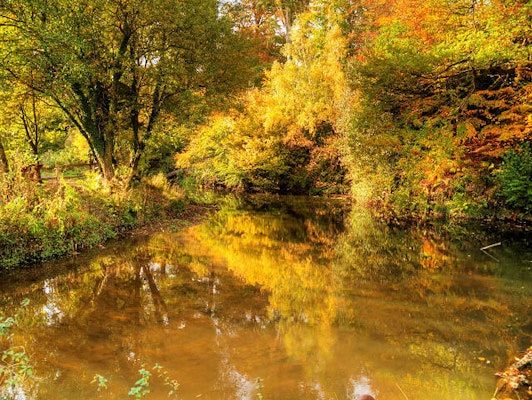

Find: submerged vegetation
[0,299,32,400]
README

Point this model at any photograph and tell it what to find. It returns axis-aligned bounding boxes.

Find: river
[0,195,531,399]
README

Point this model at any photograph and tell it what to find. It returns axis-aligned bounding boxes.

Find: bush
[497,142,532,213]
[0,170,187,269]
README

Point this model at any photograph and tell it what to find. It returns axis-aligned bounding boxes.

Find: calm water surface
[0,195,531,399]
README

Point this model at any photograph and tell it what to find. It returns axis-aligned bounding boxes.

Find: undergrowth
[0,168,185,269]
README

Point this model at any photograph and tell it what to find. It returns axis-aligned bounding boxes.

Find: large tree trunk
[69,82,116,182]
[125,81,163,188]
[99,149,115,181]
[90,130,115,181]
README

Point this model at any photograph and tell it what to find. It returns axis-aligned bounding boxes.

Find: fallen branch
[480,242,502,251]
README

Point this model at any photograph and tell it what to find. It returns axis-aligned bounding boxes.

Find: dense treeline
[346,0,532,220]
[0,0,530,266]
[178,0,531,219]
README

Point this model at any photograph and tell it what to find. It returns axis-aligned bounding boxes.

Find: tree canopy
[344,0,531,218]
[0,0,530,219]
[0,0,252,181]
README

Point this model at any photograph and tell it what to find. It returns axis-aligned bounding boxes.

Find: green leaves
[0,0,253,182]
[128,368,151,399]
[0,318,14,336]
[0,299,32,397]
[497,142,532,213]
[92,364,179,398]
[91,374,108,392]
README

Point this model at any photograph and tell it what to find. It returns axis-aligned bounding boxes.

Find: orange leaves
[461,82,532,162]
[370,0,448,47]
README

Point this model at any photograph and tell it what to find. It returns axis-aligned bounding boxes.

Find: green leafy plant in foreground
[91,374,108,392]
[0,299,32,400]
[128,367,151,399]
[93,363,179,399]
[152,364,179,397]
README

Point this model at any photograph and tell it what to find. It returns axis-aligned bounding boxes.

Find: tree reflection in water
[0,195,530,400]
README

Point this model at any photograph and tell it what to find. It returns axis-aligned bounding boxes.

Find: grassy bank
[0,172,186,269]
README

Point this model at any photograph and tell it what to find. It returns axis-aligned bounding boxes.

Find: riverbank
[1,171,530,270]
[126,203,216,238]
[0,173,205,270]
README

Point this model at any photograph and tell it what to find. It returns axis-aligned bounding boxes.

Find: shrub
[497,142,532,213]
[0,170,187,269]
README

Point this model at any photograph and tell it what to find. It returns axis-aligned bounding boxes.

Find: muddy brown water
[1,195,531,399]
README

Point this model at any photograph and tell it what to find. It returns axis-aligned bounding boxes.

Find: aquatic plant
[128,367,151,399]
[255,377,265,400]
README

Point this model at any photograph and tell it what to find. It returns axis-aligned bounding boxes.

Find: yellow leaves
[372,0,450,47]
[177,6,350,192]
[264,12,347,138]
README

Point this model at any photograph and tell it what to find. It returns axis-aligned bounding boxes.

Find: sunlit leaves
[91,374,108,392]
[344,0,532,218]
[0,0,252,181]
[178,4,349,193]
[0,81,70,166]
[128,367,151,399]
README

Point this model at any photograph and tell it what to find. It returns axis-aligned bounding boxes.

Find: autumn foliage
[175,0,531,220]
[342,0,532,219]
[0,0,530,224]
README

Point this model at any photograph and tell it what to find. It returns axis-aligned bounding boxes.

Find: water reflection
[0,195,530,400]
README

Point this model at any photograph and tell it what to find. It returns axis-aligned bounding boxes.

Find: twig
[481,249,500,262]
[480,242,502,251]
[480,242,501,262]
[396,384,410,400]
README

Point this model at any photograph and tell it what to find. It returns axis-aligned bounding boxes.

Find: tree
[0,0,250,183]
[221,0,281,67]
[343,0,532,217]
[273,0,309,43]
[177,2,351,193]
[0,80,69,174]
[223,0,310,45]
